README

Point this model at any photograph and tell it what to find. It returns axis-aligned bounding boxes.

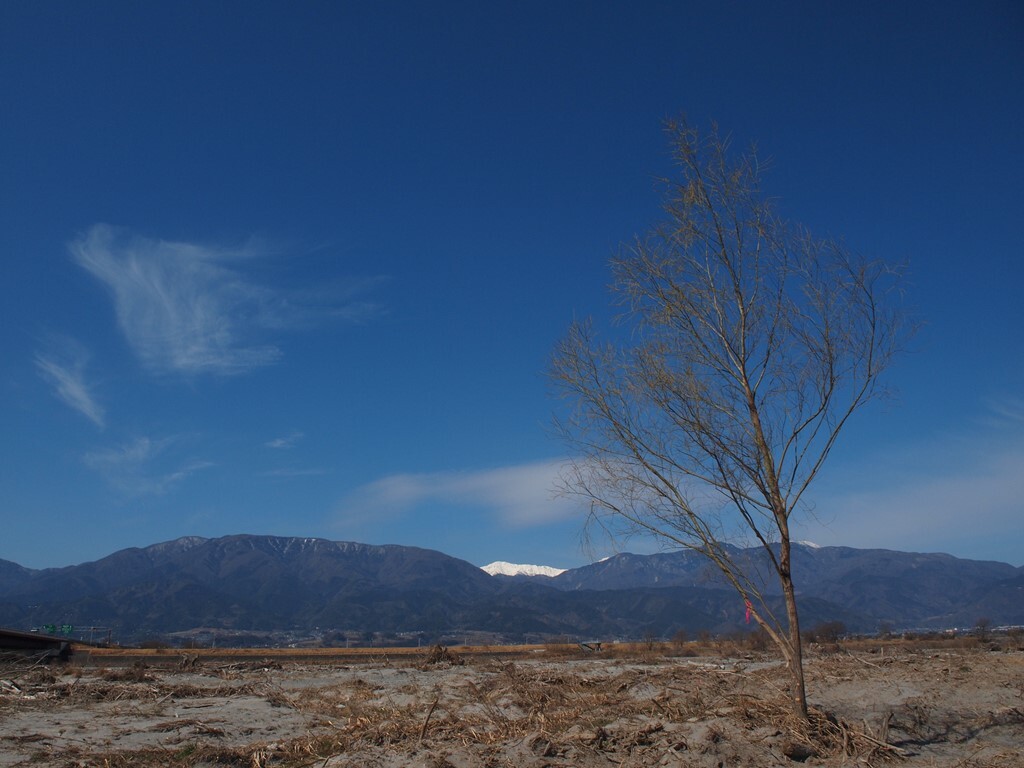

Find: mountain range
[1,535,1020,645]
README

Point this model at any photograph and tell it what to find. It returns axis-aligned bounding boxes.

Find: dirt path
[1,647,1021,767]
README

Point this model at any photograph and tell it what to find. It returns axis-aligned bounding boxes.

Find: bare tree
[975,617,993,642]
[552,120,910,719]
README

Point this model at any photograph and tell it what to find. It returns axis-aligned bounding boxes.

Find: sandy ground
[1,645,1021,767]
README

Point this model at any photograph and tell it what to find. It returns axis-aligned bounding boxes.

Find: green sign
[41,624,73,635]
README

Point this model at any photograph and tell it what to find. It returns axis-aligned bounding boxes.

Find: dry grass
[4,645,1021,767]
[265,658,906,764]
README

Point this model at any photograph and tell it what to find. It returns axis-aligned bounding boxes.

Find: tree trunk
[780,566,809,719]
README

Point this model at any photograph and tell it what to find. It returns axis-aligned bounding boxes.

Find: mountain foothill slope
[1,534,1020,643]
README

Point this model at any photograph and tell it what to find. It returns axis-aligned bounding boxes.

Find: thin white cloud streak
[804,453,1023,542]
[796,421,1024,562]
[34,340,105,427]
[83,436,213,498]
[983,394,1024,427]
[265,431,304,449]
[263,467,330,477]
[339,459,584,528]
[70,224,382,377]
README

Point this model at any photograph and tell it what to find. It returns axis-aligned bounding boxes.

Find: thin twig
[419,696,439,742]
[845,650,885,669]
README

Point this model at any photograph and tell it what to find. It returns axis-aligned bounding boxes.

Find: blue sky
[2,2,1022,570]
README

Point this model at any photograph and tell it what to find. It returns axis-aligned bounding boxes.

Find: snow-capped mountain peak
[482,561,566,578]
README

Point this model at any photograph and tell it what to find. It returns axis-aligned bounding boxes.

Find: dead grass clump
[31,742,260,767]
[21,668,58,685]
[0,651,58,671]
[148,717,227,736]
[225,659,283,671]
[48,676,261,705]
[279,697,428,754]
[421,644,463,667]
[452,662,707,744]
[100,662,156,682]
[50,679,158,704]
[255,681,295,708]
[739,695,906,763]
[178,653,200,670]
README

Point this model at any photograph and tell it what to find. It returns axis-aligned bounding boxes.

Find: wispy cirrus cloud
[70,224,382,377]
[338,459,583,528]
[83,436,213,498]
[265,431,304,449]
[796,405,1024,565]
[983,394,1024,427]
[34,338,105,427]
[263,467,330,478]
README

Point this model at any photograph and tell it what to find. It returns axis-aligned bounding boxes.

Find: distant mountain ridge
[547,543,1022,627]
[1,535,1020,644]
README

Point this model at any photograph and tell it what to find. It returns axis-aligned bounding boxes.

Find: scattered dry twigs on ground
[2,648,1021,767]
